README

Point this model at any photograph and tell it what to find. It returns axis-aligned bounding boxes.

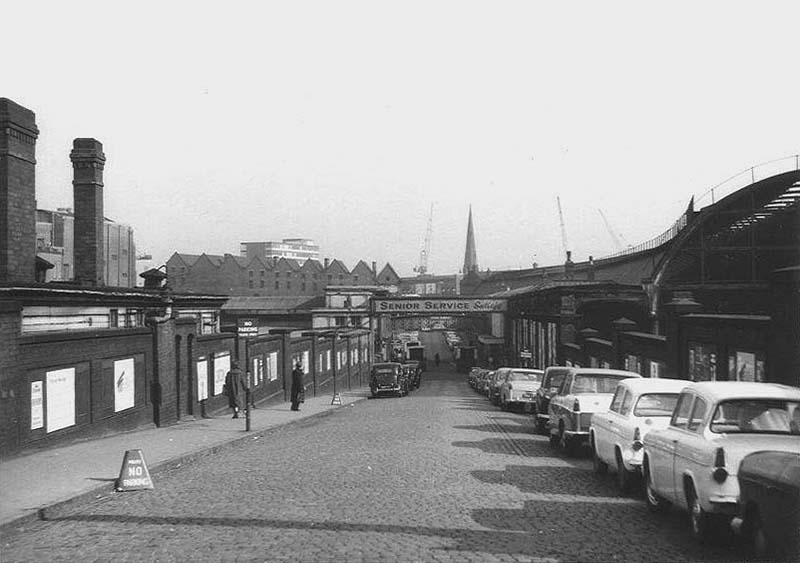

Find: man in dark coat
[224,361,245,418]
[291,361,304,411]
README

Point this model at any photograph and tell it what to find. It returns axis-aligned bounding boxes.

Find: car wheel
[592,438,608,475]
[616,449,633,493]
[558,423,577,457]
[687,484,714,542]
[549,423,560,447]
[749,510,772,559]
[644,460,669,514]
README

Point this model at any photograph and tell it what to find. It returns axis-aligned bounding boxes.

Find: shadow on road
[472,465,616,497]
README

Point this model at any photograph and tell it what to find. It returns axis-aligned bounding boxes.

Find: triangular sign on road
[331,393,343,405]
[116,449,155,492]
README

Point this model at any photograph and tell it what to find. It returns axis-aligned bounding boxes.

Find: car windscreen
[710,399,800,434]
[634,393,680,417]
[573,374,628,394]
[509,372,541,382]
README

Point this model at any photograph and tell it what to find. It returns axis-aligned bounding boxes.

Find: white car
[642,381,800,543]
[590,378,687,492]
[548,368,642,456]
[498,368,544,412]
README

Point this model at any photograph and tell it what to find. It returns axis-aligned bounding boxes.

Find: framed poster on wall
[114,358,135,412]
[197,357,208,401]
[214,353,230,395]
[46,367,75,433]
[31,381,43,430]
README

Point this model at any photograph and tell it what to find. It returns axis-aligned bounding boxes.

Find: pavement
[0,386,369,533]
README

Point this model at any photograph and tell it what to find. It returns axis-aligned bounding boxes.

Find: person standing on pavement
[291,361,305,411]
[224,361,245,418]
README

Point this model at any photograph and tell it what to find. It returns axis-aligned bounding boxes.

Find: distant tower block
[463,205,478,274]
[71,138,106,286]
[0,98,39,283]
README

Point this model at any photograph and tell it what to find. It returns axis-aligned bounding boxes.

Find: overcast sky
[5,1,799,276]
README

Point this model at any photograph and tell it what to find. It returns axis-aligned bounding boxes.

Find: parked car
[548,368,642,455]
[534,367,571,435]
[642,382,800,543]
[479,370,496,397]
[467,367,484,389]
[590,378,686,492]
[735,450,800,559]
[498,368,544,412]
[369,362,409,398]
[488,368,509,404]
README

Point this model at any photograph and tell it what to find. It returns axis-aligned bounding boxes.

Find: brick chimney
[70,138,106,286]
[0,98,39,283]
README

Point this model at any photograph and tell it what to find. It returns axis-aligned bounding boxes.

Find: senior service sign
[372,297,507,314]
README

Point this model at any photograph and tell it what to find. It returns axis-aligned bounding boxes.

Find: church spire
[463,205,478,274]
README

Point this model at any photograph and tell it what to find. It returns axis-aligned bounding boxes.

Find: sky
[4,1,799,277]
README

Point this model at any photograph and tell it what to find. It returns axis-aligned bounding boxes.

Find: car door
[610,389,634,457]
[549,373,572,435]
[597,385,624,463]
[651,391,694,502]
[673,396,708,506]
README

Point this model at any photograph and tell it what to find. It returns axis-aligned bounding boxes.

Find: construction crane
[598,209,628,251]
[414,203,434,275]
[556,196,570,260]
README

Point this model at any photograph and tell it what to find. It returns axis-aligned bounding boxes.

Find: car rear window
[634,393,680,417]
[710,399,800,434]
[573,374,628,394]
[509,372,541,382]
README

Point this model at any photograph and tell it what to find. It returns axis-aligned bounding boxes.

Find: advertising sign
[46,367,75,433]
[372,298,507,313]
[31,381,43,430]
[214,353,230,395]
[197,357,208,400]
[114,358,135,412]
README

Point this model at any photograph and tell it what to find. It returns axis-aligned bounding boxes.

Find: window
[274,281,279,290]
[260,280,265,288]
[670,393,694,429]
[287,281,291,290]
[249,270,254,278]
[619,391,633,416]
[634,393,680,417]
[249,280,254,288]
[260,270,265,277]
[688,342,717,382]
[728,350,765,382]
[301,282,306,291]
[609,387,625,413]
[687,398,707,432]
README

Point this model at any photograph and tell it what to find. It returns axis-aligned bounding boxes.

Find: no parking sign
[116,449,154,491]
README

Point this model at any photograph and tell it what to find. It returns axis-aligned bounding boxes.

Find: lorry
[406,345,426,370]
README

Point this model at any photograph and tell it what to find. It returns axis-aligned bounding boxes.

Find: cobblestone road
[1,371,757,562]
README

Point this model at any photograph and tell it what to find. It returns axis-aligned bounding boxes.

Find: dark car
[488,368,509,405]
[370,362,409,398]
[736,450,800,560]
[534,366,571,434]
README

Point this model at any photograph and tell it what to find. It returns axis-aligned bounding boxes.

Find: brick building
[0,98,373,457]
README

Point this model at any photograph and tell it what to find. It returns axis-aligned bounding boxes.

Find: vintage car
[488,368,509,404]
[642,382,800,543]
[590,378,686,492]
[498,368,544,412]
[467,367,484,389]
[735,450,800,559]
[403,361,422,389]
[548,368,642,455]
[534,366,571,435]
[369,362,409,398]
[479,370,496,397]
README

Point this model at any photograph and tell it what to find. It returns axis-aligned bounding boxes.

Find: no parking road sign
[116,449,154,491]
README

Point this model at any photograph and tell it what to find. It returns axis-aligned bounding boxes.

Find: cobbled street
[2,371,754,563]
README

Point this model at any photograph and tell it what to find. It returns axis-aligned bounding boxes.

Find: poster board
[46,367,75,432]
[114,358,135,412]
[214,353,230,395]
[197,357,208,400]
[31,381,43,430]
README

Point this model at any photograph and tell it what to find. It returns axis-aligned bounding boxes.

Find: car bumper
[564,430,590,443]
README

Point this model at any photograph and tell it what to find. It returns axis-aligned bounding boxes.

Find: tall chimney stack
[0,98,39,283]
[70,138,106,286]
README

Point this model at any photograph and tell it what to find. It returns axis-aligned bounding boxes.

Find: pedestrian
[434,352,440,368]
[224,361,245,418]
[291,361,305,411]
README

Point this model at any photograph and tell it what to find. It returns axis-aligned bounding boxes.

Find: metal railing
[599,155,800,261]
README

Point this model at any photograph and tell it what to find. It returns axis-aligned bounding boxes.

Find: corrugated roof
[222,295,322,312]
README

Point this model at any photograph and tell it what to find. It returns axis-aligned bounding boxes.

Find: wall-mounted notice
[114,358,135,412]
[197,357,208,400]
[46,367,75,433]
[31,381,43,430]
[214,353,230,395]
